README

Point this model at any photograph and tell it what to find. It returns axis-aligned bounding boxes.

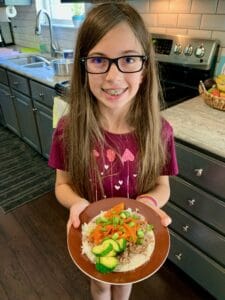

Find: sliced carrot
[104,202,125,217]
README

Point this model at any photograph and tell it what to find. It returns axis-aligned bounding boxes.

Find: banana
[217,83,225,92]
[215,74,225,92]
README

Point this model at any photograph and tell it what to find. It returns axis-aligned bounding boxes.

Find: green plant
[71,4,84,16]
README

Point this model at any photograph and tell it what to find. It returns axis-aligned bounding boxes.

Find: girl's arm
[136,175,172,227]
[55,169,89,229]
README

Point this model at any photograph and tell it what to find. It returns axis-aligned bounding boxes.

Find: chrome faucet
[35,9,58,57]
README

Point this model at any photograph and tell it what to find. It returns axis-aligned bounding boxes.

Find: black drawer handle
[39,93,44,97]
[32,108,38,112]
[175,253,183,261]
[188,199,196,206]
[182,225,190,232]
[194,168,203,176]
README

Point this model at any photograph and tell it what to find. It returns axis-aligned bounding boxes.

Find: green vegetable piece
[136,238,144,245]
[120,212,127,219]
[92,241,113,256]
[95,263,112,274]
[147,224,154,231]
[96,216,109,224]
[116,238,127,252]
[99,256,118,270]
[105,239,120,252]
[128,221,135,227]
[137,229,144,238]
[105,249,117,257]
[112,216,120,225]
[112,232,119,240]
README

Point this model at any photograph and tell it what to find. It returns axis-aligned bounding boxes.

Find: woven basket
[199,81,225,111]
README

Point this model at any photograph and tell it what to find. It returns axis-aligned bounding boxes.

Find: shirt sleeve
[48,118,66,170]
[161,119,179,176]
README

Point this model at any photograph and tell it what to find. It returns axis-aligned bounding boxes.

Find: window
[38,0,91,26]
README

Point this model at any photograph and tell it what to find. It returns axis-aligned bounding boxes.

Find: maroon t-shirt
[48,118,178,200]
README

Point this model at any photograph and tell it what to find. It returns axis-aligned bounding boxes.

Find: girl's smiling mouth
[102,88,128,96]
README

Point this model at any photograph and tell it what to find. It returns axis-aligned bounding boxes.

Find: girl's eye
[124,56,135,64]
[90,57,106,64]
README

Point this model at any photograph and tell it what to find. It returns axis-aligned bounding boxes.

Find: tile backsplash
[7,0,225,72]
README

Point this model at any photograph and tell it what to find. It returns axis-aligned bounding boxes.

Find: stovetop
[151,33,220,108]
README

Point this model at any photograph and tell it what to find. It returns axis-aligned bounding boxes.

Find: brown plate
[67,197,170,285]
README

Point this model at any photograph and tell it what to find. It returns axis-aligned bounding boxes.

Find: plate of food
[67,197,170,285]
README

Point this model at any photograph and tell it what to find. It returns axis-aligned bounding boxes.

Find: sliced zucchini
[116,238,127,251]
[92,241,113,256]
[99,256,118,270]
[105,249,117,257]
[105,239,120,252]
[95,263,112,274]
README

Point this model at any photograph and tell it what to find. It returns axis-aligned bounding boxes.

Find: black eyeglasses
[80,55,148,74]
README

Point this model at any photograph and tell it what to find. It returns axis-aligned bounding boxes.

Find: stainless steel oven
[152,34,220,108]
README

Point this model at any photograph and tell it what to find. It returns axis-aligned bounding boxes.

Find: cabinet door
[0,83,20,136]
[170,177,225,234]
[8,71,30,96]
[176,143,225,200]
[30,80,55,108]
[0,68,8,85]
[169,231,225,300]
[13,90,41,153]
[34,101,53,159]
[165,202,225,267]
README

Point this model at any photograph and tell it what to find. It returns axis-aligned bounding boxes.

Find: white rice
[81,209,155,272]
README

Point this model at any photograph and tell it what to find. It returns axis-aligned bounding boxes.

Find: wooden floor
[0,192,215,300]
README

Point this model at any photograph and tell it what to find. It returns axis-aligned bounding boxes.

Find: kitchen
[0,0,225,299]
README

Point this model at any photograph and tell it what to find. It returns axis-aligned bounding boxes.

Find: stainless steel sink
[8,55,52,68]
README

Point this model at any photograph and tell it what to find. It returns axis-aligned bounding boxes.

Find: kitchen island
[161,96,225,300]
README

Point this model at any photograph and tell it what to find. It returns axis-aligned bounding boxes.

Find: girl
[48,3,178,300]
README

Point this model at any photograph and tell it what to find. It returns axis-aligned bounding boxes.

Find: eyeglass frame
[80,55,148,74]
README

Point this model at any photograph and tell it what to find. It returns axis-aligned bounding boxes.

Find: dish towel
[53,96,69,128]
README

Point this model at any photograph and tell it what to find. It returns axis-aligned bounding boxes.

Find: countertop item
[161,96,225,159]
[0,52,70,88]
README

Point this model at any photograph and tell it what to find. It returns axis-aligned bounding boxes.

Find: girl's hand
[67,199,89,233]
[137,198,172,227]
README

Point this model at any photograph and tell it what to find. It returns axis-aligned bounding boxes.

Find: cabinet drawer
[168,231,225,300]
[0,68,8,85]
[30,80,55,108]
[170,177,225,234]
[165,203,225,267]
[8,71,30,96]
[176,143,225,200]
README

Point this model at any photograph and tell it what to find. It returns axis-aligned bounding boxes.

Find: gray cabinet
[30,80,55,159]
[165,142,225,299]
[34,101,53,159]
[0,80,20,135]
[13,90,41,153]
[0,66,55,159]
[7,71,41,152]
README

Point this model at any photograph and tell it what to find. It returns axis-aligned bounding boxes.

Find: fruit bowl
[199,80,225,111]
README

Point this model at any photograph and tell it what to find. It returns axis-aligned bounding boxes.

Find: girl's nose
[105,63,123,81]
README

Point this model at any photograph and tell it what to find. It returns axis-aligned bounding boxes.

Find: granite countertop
[0,49,70,88]
[161,96,225,159]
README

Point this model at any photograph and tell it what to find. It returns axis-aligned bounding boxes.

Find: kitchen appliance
[152,33,220,108]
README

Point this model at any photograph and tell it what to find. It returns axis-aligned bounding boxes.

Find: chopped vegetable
[88,202,154,273]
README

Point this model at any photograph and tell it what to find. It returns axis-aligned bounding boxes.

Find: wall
[8,0,225,71]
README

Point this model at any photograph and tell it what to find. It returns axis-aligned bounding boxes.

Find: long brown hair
[64,3,166,201]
